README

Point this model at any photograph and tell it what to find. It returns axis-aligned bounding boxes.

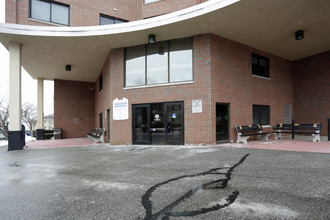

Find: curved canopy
[0,0,329,82]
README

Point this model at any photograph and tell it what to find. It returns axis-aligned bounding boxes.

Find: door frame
[132,104,150,145]
[132,102,184,145]
[165,102,184,145]
[216,102,230,143]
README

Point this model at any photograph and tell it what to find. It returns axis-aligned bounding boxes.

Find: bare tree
[0,98,9,140]
[22,102,37,138]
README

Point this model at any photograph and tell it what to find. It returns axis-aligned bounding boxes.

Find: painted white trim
[124,80,194,90]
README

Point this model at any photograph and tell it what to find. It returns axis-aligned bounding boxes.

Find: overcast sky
[0,0,54,115]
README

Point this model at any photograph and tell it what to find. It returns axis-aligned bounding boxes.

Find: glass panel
[166,103,183,145]
[51,3,69,25]
[253,105,259,125]
[31,0,50,22]
[99,113,103,128]
[100,16,115,25]
[147,42,168,84]
[253,105,270,125]
[170,38,193,82]
[114,19,126,24]
[260,106,270,125]
[150,104,165,145]
[216,104,229,141]
[134,106,149,144]
[126,46,146,86]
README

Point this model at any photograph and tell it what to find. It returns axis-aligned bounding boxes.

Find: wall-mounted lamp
[65,65,71,71]
[295,30,304,40]
[148,34,156,44]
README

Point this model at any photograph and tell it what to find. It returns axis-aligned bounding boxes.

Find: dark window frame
[99,14,128,25]
[99,73,103,92]
[252,53,270,78]
[99,113,103,129]
[124,37,193,87]
[253,105,270,125]
[30,0,70,26]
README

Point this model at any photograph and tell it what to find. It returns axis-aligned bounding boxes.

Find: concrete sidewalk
[0,144,329,219]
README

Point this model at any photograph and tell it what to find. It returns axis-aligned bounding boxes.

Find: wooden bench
[273,123,321,142]
[235,124,270,144]
[86,128,105,144]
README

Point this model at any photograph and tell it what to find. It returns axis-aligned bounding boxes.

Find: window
[99,73,103,92]
[144,0,161,3]
[253,105,270,125]
[252,53,269,78]
[30,0,69,26]
[100,14,127,25]
[99,113,103,128]
[125,38,193,87]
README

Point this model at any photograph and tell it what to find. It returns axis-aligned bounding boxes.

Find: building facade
[3,0,330,148]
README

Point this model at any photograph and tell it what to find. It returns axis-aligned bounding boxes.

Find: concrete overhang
[0,0,329,82]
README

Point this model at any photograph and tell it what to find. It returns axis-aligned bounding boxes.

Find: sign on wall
[113,98,129,120]
[192,99,202,113]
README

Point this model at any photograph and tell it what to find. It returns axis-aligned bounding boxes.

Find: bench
[235,124,270,144]
[86,128,105,144]
[273,123,321,142]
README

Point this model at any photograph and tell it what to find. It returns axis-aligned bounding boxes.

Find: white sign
[192,99,202,113]
[113,98,129,120]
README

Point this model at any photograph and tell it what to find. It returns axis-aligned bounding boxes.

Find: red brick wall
[95,53,111,142]
[54,79,95,138]
[109,34,213,145]
[293,51,330,136]
[141,0,203,19]
[5,0,206,26]
[210,34,294,142]
[6,0,137,26]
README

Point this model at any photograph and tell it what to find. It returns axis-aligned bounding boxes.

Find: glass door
[216,103,230,143]
[132,105,150,144]
[166,102,184,145]
[150,103,165,145]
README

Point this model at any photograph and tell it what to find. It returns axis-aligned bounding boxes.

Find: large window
[253,105,270,125]
[252,53,269,78]
[125,38,193,87]
[30,0,69,26]
[100,14,127,25]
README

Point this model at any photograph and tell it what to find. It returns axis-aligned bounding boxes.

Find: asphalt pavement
[0,144,329,219]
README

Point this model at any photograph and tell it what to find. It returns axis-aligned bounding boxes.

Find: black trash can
[54,128,62,139]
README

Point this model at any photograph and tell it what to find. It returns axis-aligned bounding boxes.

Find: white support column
[36,78,44,140]
[37,78,44,129]
[8,42,23,150]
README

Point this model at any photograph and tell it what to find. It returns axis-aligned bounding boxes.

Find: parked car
[0,133,5,140]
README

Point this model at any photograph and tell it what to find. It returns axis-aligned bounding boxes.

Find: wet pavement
[0,144,329,219]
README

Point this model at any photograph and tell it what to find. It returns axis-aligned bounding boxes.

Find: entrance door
[132,105,150,144]
[216,103,230,143]
[166,103,184,145]
[132,102,184,145]
[150,103,165,145]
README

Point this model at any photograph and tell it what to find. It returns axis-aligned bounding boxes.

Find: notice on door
[192,99,202,113]
[113,98,129,120]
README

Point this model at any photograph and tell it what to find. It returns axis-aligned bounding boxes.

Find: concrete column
[8,42,23,151]
[36,78,44,140]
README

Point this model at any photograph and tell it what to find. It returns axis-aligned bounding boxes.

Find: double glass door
[132,102,184,145]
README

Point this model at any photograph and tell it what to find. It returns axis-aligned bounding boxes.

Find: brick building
[1,0,329,149]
